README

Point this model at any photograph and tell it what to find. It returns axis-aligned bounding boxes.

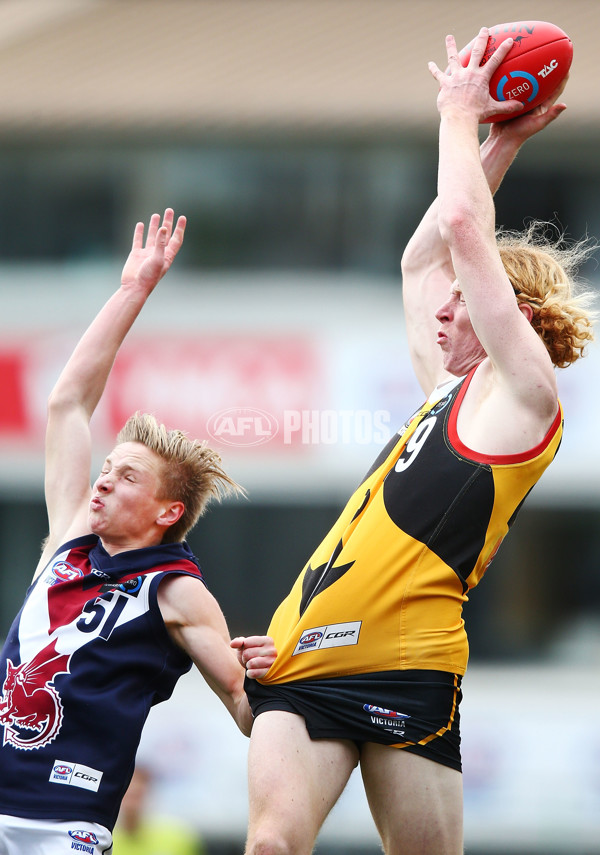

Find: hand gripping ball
[459,21,573,122]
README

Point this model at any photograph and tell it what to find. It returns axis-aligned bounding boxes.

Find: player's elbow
[438,203,487,254]
[46,387,93,433]
[400,238,421,276]
[47,386,73,415]
[47,386,82,417]
[439,202,468,241]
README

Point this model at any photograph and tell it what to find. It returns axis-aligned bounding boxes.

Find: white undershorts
[0,814,112,854]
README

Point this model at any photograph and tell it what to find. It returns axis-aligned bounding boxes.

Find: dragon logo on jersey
[0,640,69,750]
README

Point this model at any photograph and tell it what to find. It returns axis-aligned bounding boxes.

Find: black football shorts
[245,669,462,772]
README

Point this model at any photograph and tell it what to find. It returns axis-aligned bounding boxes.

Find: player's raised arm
[402,36,568,398]
[428,31,557,411]
[38,210,186,575]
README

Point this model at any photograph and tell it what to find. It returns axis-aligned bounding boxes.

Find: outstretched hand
[121,208,187,294]
[231,635,277,679]
[429,28,524,123]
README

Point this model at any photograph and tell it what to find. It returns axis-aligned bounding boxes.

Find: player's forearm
[48,285,150,419]
[401,132,515,278]
[401,197,446,275]
[207,676,254,736]
[437,111,496,247]
[234,694,255,737]
[479,128,522,198]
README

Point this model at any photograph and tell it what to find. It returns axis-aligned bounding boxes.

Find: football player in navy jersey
[238,30,595,855]
[0,209,275,854]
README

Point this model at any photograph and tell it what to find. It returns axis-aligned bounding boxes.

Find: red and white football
[459,21,573,122]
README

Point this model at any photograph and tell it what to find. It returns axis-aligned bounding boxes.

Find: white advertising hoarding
[0,268,598,503]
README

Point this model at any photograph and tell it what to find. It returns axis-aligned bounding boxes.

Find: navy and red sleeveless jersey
[0,535,205,830]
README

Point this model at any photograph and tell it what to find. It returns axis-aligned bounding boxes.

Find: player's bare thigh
[246,710,360,855]
[360,743,463,855]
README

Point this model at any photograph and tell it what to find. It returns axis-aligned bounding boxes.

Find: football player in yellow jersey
[233,29,595,855]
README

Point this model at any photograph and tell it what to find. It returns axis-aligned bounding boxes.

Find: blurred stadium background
[0,1,599,852]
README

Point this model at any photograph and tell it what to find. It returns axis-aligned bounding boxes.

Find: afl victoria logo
[53,764,73,775]
[69,830,99,844]
[51,560,83,584]
[300,631,323,645]
[363,704,410,719]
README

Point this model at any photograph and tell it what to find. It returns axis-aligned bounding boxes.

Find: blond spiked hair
[116,412,243,543]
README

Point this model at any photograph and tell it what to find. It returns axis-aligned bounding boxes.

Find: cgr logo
[293,621,362,655]
[51,760,103,791]
[207,407,279,447]
[75,771,98,783]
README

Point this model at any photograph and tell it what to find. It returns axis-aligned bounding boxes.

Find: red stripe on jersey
[447,367,562,465]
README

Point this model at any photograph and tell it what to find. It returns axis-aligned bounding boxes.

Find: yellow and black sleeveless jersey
[262,368,563,684]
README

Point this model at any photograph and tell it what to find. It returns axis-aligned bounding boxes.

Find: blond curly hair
[116,412,243,543]
[497,222,597,368]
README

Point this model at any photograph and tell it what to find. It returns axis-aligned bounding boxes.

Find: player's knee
[245,828,297,855]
